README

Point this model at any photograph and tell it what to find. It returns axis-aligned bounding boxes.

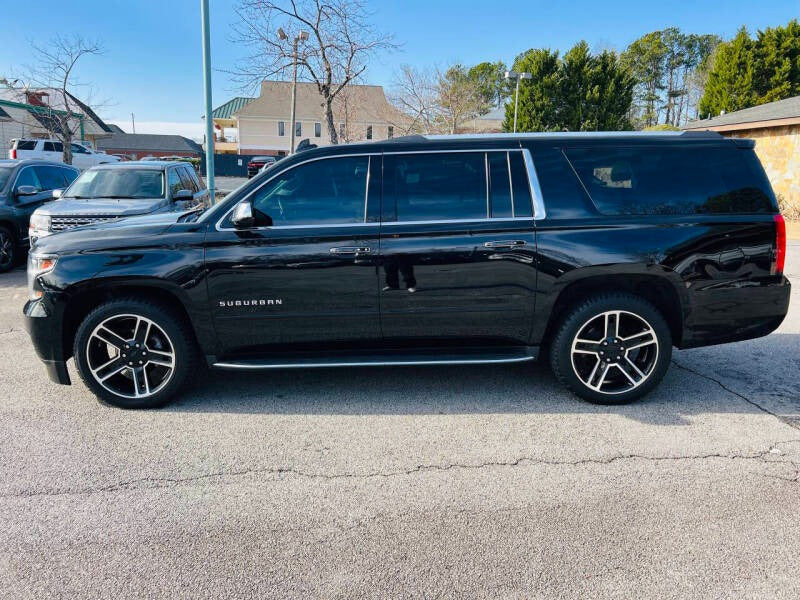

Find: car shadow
[164,332,800,427]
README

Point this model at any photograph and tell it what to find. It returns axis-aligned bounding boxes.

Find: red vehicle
[247,156,276,178]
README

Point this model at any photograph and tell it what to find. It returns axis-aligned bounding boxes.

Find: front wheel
[73,298,197,408]
[549,293,672,404]
[0,226,17,273]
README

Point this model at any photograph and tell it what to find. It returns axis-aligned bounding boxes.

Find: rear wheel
[0,226,17,273]
[73,298,197,408]
[549,293,672,404]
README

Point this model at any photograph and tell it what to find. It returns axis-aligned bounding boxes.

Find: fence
[199,153,269,178]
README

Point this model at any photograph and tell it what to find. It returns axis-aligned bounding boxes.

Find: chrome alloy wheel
[0,230,13,270]
[85,314,176,400]
[569,310,659,395]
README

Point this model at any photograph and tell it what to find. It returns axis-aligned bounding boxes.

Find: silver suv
[29,161,208,245]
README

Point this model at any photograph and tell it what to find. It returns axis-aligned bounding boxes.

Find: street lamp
[279,28,309,155]
[505,71,532,133]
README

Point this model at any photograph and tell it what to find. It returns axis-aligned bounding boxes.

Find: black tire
[73,298,198,408]
[0,226,17,273]
[549,293,672,405]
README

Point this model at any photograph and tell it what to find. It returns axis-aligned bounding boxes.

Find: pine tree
[698,28,755,117]
[502,48,561,131]
[752,19,800,104]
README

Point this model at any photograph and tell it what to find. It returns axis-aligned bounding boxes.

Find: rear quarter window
[15,140,37,150]
[564,145,775,216]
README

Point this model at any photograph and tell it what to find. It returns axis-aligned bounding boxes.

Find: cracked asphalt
[0,243,798,599]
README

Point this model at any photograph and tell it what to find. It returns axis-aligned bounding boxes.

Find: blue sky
[1,0,797,138]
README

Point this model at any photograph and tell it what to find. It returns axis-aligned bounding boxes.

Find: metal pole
[513,76,521,133]
[201,0,215,201]
[289,37,299,155]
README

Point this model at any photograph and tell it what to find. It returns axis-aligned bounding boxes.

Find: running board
[212,346,538,370]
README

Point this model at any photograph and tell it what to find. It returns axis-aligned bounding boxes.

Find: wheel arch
[538,268,686,349]
[61,279,202,360]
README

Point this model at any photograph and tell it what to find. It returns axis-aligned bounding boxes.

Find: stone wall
[727,125,800,212]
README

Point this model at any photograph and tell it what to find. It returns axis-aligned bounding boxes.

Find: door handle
[329,246,372,255]
[483,240,527,248]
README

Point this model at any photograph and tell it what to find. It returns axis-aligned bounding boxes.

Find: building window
[295,121,302,137]
[314,122,322,138]
[366,125,373,140]
[278,121,285,137]
[388,125,394,139]
[339,123,345,139]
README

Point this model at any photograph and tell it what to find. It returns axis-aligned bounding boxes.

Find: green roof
[212,97,255,119]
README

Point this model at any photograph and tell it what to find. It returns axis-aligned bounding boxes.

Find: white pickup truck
[9,138,120,170]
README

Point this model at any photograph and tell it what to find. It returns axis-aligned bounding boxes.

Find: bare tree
[232,0,395,145]
[435,65,489,134]
[4,35,104,165]
[388,65,439,134]
[389,63,489,135]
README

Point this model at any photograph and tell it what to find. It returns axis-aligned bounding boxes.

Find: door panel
[205,225,380,355]
[204,154,381,357]
[378,150,538,344]
[379,220,537,343]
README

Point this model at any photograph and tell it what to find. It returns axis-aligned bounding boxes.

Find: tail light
[10,149,16,159]
[773,214,786,276]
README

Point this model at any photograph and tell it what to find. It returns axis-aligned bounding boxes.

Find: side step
[212,346,538,370]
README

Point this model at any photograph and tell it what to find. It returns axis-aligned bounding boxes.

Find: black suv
[24,132,790,408]
[0,159,80,272]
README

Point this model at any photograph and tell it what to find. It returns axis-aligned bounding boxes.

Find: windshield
[66,169,164,199]
[0,167,12,191]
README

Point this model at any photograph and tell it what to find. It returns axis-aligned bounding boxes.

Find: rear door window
[43,141,63,153]
[564,146,774,215]
[34,165,68,190]
[60,167,79,186]
[383,152,487,222]
[509,152,533,218]
[488,152,512,218]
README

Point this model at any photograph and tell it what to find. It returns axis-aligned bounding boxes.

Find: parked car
[9,138,121,170]
[24,132,789,409]
[247,156,276,178]
[28,161,209,245]
[0,159,79,272]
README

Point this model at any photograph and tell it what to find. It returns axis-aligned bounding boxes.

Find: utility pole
[505,71,532,133]
[201,0,215,201]
[278,28,308,155]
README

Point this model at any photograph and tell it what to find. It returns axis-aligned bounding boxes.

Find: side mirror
[52,189,63,199]
[172,189,193,202]
[16,185,39,197]
[231,201,255,228]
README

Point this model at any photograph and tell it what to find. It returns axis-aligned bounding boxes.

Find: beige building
[683,96,800,209]
[216,81,404,156]
[0,88,113,152]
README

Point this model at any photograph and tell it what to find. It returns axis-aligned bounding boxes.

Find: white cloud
[108,120,206,142]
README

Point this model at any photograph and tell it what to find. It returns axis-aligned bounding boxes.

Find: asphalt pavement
[0,244,798,599]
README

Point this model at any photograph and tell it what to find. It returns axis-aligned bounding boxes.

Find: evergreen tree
[622,31,667,127]
[467,61,510,108]
[502,48,561,131]
[752,19,800,104]
[698,28,755,117]
[502,42,633,132]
